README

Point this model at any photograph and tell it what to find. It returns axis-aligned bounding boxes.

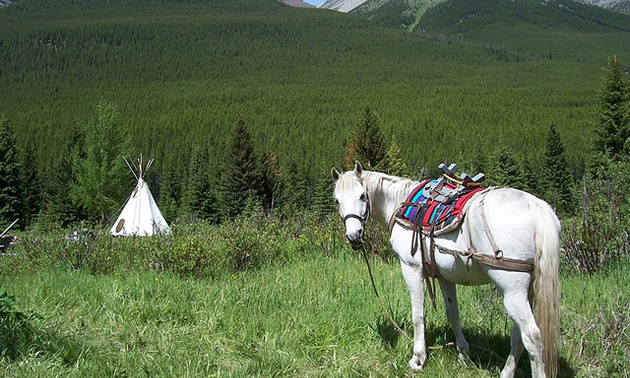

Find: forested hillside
[1,0,629,227]
[415,0,630,61]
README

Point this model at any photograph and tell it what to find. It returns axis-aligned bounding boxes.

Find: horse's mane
[360,170,418,216]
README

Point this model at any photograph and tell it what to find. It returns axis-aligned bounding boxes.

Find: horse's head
[331,161,369,250]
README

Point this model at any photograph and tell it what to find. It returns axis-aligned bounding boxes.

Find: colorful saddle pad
[396,179,486,235]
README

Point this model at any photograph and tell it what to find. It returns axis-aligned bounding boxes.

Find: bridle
[340,191,370,227]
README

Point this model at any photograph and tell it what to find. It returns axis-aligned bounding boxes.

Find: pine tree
[346,106,385,169]
[377,136,409,177]
[70,101,130,224]
[521,157,540,196]
[277,160,307,214]
[543,124,574,214]
[184,148,220,223]
[20,142,43,227]
[260,151,282,213]
[312,174,335,216]
[0,118,22,228]
[488,142,525,189]
[40,123,85,227]
[159,155,181,224]
[595,55,630,160]
[221,117,264,219]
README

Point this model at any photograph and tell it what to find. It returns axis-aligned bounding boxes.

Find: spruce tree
[182,148,219,223]
[70,101,130,224]
[159,155,181,224]
[312,174,335,216]
[40,123,85,227]
[277,160,307,214]
[521,157,540,196]
[20,142,43,227]
[378,136,409,177]
[595,55,630,160]
[221,117,264,219]
[0,118,22,228]
[488,142,525,189]
[543,124,574,214]
[346,106,385,169]
[260,151,282,213]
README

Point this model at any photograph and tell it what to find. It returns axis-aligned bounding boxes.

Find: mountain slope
[413,0,630,63]
[0,0,626,185]
[319,0,369,12]
[280,0,314,7]
[321,0,630,15]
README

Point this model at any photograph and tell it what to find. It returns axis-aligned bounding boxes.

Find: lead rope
[359,245,413,343]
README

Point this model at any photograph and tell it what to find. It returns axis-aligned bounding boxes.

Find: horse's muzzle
[346,235,365,250]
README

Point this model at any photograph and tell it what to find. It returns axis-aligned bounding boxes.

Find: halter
[341,192,370,226]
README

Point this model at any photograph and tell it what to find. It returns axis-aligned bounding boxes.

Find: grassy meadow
[2,0,630,376]
[2,221,629,377]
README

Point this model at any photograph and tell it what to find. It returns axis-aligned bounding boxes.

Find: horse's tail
[531,199,561,378]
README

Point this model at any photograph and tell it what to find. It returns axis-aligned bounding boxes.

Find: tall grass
[2,237,628,376]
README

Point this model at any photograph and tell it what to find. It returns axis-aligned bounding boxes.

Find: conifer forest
[0,0,629,228]
[2,0,630,376]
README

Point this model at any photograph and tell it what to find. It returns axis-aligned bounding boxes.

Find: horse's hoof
[457,352,468,366]
[408,354,426,372]
[457,342,470,366]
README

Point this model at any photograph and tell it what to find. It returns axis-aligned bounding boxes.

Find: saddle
[395,163,486,236]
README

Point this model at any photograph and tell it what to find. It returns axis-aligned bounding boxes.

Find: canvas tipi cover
[110,157,171,236]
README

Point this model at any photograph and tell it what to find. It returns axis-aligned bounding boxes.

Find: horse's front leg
[437,279,470,364]
[400,262,427,371]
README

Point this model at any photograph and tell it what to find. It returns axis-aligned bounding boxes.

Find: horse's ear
[354,161,363,176]
[331,167,341,182]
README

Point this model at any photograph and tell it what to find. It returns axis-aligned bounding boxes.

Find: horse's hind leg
[437,279,470,363]
[500,289,534,378]
[493,272,545,378]
[400,262,427,371]
[500,324,525,378]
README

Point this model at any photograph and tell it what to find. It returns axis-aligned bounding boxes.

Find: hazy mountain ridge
[279,0,314,7]
[577,0,630,13]
[320,0,630,16]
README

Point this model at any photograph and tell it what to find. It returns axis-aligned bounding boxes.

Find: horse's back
[465,187,560,262]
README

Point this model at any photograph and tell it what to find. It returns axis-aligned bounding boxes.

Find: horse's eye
[360,193,367,202]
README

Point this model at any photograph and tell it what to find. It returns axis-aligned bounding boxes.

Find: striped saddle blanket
[395,179,486,235]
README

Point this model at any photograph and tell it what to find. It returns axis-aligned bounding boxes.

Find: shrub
[1,211,351,278]
[563,158,630,273]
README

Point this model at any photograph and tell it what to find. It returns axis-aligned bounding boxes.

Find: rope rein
[359,245,413,343]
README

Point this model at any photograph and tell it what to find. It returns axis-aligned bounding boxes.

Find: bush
[563,158,630,274]
[2,211,348,278]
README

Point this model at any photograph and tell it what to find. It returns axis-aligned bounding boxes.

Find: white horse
[332,161,560,378]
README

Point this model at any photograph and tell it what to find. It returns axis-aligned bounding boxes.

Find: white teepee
[110,156,171,236]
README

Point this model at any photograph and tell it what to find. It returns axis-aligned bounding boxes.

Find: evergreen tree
[377,136,409,177]
[488,142,525,189]
[159,154,181,224]
[221,117,264,219]
[182,148,219,223]
[346,106,385,169]
[312,174,335,216]
[521,157,540,196]
[20,142,43,227]
[40,123,85,227]
[594,55,630,160]
[70,101,130,224]
[260,151,282,213]
[42,155,84,227]
[277,160,307,214]
[0,118,22,228]
[543,124,574,214]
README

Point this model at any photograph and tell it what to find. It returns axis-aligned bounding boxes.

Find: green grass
[2,250,628,377]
